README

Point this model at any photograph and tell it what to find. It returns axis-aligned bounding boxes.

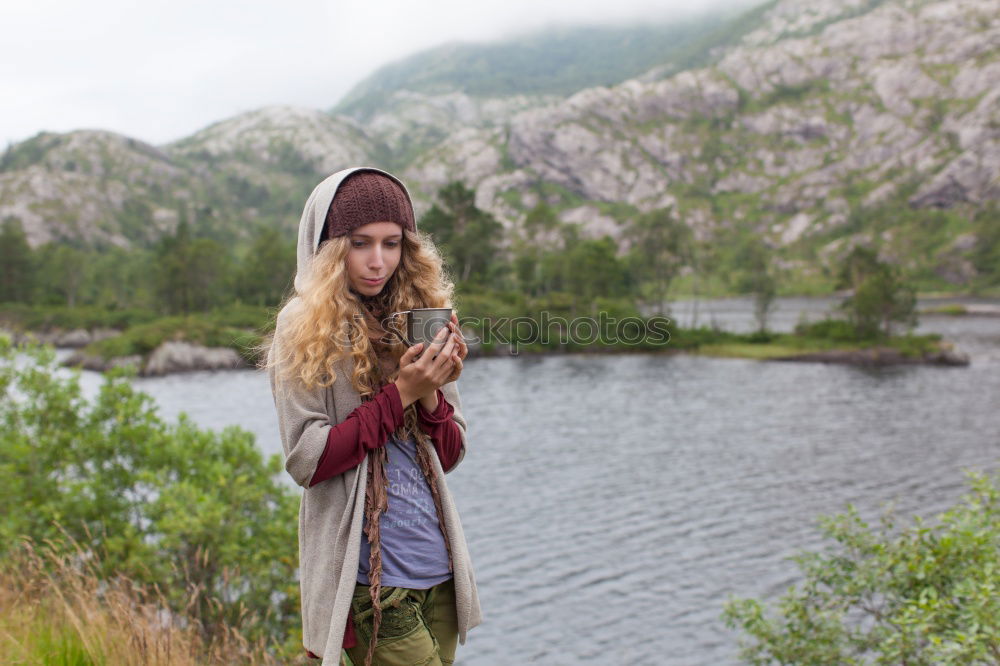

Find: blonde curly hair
[263,226,455,395]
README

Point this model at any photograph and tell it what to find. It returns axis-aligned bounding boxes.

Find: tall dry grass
[0,536,287,666]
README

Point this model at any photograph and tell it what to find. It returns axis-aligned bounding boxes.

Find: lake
[60,296,1000,664]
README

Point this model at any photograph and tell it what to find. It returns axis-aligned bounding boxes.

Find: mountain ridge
[332,7,763,119]
[1,0,997,293]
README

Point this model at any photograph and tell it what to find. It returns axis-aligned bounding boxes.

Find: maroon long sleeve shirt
[305,383,463,657]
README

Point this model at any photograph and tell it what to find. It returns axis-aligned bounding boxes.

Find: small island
[919,302,1000,317]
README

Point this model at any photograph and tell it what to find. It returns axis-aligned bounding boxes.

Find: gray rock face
[1,108,382,250]
[495,70,741,209]
[167,105,375,176]
[398,0,999,286]
[62,340,247,375]
[360,91,555,161]
[0,130,191,247]
[55,329,93,348]
[404,127,506,208]
[910,87,1000,207]
[559,206,626,245]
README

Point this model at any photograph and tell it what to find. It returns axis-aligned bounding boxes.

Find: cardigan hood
[294,166,415,294]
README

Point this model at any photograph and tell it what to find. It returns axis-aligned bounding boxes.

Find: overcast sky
[2,0,752,147]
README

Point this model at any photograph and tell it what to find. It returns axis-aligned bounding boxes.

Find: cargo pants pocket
[351,584,423,645]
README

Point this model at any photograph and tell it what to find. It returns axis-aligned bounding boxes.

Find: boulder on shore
[64,341,249,376]
[144,341,248,376]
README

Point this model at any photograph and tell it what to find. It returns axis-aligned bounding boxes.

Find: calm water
[60,297,1000,665]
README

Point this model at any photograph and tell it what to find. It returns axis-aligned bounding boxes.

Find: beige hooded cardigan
[267,167,482,665]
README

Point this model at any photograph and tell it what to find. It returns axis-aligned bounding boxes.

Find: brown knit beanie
[323,170,416,239]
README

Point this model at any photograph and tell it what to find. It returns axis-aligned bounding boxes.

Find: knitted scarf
[358,295,454,666]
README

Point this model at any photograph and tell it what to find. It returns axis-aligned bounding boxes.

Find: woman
[264,167,482,666]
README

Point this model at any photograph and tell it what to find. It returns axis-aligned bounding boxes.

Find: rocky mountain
[0,9,758,249]
[0,131,194,247]
[333,6,769,170]
[171,106,379,175]
[1,108,383,247]
[2,0,998,290]
[403,0,1000,285]
[348,92,559,174]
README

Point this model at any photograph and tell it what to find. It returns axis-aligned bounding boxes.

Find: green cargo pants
[345,578,458,666]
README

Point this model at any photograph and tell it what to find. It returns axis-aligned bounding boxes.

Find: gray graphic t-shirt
[358,434,452,589]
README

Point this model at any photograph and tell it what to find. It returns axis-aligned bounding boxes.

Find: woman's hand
[442,314,466,384]
[394,325,459,408]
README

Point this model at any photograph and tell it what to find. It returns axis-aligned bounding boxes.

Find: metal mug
[384,308,453,351]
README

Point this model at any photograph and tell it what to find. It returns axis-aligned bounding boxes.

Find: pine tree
[0,217,34,302]
[624,208,692,316]
[420,182,503,285]
[837,246,916,338]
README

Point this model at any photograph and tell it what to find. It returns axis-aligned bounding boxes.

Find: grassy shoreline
[0,296,976,370]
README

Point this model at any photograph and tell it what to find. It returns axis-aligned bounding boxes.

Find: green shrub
[592,296,642,320]
[205,303,276,330]
[745,330,775,344]
[795,317,865,342]
[724,468,1000,664]
[885,332,943,358]
[455,288,527,323]
[83,315,259,360]
[0,336,300,654]
[0,303,158,331]
[526,291,577,317]
[836,247,918,338]
[668,324,736,350]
